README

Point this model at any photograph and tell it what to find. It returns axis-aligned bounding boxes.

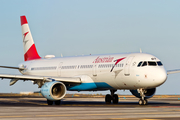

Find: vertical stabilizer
[20,16,41,61]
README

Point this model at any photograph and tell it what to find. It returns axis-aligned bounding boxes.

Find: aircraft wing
[0,74,81,87]
[0,66,81,87]
[167,69,180,75]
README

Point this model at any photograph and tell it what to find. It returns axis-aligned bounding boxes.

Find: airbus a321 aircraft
[0,16,179,105]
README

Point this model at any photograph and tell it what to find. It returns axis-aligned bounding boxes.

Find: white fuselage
[19,53,167,90]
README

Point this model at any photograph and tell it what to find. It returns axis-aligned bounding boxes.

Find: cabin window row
[31,66,57,70]
[98,64,124,68]
[61,65,93,69]
[61,66,77,69]
[80,65,93,69]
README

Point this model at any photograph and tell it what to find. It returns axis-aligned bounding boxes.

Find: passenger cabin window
[148,61,157,66]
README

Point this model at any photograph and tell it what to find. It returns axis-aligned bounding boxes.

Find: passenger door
[57,62,63,77]
[92,64,97,77]
[124,56,134,76]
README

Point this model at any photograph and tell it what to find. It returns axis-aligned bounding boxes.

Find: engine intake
[41,81,66,101]
[130,88,156,99]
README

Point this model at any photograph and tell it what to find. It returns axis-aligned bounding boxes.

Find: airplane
[0,15,179,105]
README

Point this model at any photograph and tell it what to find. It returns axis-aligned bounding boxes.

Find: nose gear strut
[138,88,148,105]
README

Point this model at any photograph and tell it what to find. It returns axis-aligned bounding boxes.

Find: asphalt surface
[0,95,180,119]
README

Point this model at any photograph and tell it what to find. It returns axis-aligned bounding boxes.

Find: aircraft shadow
[0,98,177,107]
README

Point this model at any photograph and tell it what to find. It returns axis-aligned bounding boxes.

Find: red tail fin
[20,16,41,61]
[24,44,41,61]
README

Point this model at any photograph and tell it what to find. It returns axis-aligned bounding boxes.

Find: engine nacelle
[41,81,66,101]
[130,88,156,99]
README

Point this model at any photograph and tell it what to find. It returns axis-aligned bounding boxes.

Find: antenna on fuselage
[140,48,142,53]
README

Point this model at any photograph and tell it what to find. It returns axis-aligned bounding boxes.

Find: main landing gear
[47,100,61,105]
[105,90,119,104]
[138,88,148,105]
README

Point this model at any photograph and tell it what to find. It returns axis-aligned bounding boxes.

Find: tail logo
[23,32,29,45]
[110,57,126,72]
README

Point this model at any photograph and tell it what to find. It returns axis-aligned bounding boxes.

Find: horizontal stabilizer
[0,66,25,70]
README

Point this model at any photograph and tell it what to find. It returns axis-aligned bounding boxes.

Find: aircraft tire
[55,100,61,105]
[139,99,148,105]
[139,99,143,105]
[143,99,148,105]
[105,94,112,104]
[47,100,53,105]
[113,94,118,104]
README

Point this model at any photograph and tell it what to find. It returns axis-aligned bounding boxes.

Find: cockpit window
[137,61,143,67]
[137,61,163,67]
[142,61,147,66]
[157,61,163,66]
[148,61,157,66]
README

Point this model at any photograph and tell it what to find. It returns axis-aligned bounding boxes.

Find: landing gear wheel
[55,100,61,105]
[105,94,112,104]
[139,99,143,105]
[47,100,53,105]
[143,99,148,105]
[113,94,118,104]
[139,99,148,105]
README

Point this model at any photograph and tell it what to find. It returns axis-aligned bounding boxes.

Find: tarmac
[0,94,180,119]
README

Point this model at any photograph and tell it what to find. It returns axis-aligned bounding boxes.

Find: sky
[0,0,180,95]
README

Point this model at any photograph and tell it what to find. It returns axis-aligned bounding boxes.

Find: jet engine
[130,88,156,99]
[41,81,66,101]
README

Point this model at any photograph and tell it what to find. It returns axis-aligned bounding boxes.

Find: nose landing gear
[138,88,148,105]
[105,90,119,104]
[139,99,148,105]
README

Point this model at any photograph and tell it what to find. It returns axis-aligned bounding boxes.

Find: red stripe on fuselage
[20,16,28,26]
[115,57,126,65]
[24,44,41,61]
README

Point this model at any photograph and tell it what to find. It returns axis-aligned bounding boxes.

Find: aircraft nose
[154,68,167,86]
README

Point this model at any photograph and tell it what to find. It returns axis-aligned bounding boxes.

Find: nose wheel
[139,99,148,105]
[138,88,148,105]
